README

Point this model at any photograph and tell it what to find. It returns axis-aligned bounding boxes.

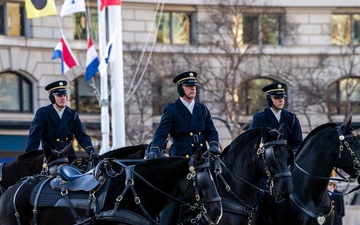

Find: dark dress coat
[151,99,219,157]
[329,190,345,225]
[249,106,303,152]
[25,104,94,158]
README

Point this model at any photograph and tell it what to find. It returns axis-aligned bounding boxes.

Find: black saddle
[50,165,105,192]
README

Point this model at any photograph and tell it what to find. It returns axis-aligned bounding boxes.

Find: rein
[290,125,360,225]
[214,138,291,225]
[294,125,360,195]
[100,157,219,224]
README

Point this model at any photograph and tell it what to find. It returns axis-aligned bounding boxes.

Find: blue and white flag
[85,36,99,82]
[60,0,86,17]
[98,28,118,76]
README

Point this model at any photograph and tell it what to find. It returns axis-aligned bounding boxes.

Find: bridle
[213,132,293,225]
[294,125,360,189]
[290,125,360,225]
[178,152,222,224]
[257,138,292,195]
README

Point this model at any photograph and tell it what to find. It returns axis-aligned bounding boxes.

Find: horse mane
[296,122,337,155]
[100,144,148,159]
[222,128,262,155]
[17,150,44,161]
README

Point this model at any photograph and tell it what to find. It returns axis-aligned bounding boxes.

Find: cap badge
[59,82,64,86]
[190,73,194,77]
[277,84,282,89]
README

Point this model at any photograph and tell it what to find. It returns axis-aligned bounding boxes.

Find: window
[239,78,281,115]
[69,77,100,113]
[243,14,282,45]
[74,8,99,41]
[0,2,26,36]
[328,77,360,114]
[0,72,32,112]
[156,12,192,44]
[332,14,360,45]
[152,77,179,115]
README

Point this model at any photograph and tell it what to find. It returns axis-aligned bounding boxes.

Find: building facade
[0,0,360,161]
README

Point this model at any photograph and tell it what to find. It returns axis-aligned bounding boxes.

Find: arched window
[328,77,360,114]
[239,77,282,115]
[0,72,32,112]
[152,77,178,115]
[69,77,100,114]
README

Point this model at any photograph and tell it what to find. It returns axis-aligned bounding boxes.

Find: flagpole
[98,0,110,154]
[109,4,125,149]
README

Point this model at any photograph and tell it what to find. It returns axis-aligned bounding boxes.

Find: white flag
[60,0,86,17]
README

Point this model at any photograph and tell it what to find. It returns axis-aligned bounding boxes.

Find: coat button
[190,132,193,136]
[56,138,60,142]
[191,144,194,146]
[200,143,203,147]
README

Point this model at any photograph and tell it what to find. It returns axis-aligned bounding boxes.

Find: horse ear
[61,143,73,157]
[43,142,55,159]
[342,116,352,133]
[261,126,268,140]
[278,123,285,133]
[194,149,202,164]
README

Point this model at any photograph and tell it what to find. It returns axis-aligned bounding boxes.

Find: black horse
[0,142,71,195]
[257,116,360,225]
[211,125,293,225]
[0,143,148,196]
[99,144,148,160]
[0,149,222,225]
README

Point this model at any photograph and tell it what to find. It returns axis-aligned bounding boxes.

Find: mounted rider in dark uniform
[147,71,220,158]
[25,80,99,162]
[249,82,303,153]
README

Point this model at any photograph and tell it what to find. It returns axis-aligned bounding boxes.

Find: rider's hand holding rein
[146,147,160,159]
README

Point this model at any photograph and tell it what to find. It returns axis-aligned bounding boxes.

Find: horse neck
[220,143,261,203]
[107,158,189,217]
[2,155,43,189]
[292,128,337,200]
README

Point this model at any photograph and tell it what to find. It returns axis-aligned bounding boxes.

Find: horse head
[42,142,70,176]
[333,116,360,184]
[181,149,223,224]
[259,124,293,198]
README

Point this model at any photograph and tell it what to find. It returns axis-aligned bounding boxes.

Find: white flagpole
[109,4,125,149]
[98,0,110,154]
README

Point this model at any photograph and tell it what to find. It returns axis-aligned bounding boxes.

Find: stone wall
[343,205,360,225]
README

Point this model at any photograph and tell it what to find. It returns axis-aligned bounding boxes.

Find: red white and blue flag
[85,36,99,82]
[60,0,86,17]
[100,0,122,11]
[52,36,78,74]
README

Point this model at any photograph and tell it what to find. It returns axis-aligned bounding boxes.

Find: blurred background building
[0,0,359,158]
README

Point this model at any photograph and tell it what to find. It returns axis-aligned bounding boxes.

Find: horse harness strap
[13,176,31,225]
[109,165,159,225]
[32,177,59,225]
[214,157,257,224]
[289,194,333,225]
